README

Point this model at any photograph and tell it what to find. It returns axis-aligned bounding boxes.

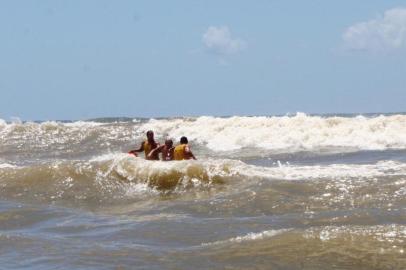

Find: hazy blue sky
[1,1,405,120]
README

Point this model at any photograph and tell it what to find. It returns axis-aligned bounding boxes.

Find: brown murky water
[1,115,405,269]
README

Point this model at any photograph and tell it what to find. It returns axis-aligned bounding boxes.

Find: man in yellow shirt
[128,130,160,160]
[174,136,196,160]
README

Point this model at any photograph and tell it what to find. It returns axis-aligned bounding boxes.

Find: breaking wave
[140,113,406,152]
[1,153,406,206]
[1,113,406,157]
[0,154,254,205]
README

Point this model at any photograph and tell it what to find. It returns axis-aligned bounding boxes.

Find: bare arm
[129,141,144,154]
[148,145,163,159]
[185,145,197,160]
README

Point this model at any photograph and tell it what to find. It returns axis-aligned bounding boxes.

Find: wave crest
[140,113,406,152]
[2,153,406,207]
[2,114,406,157]
[0,154,250,205]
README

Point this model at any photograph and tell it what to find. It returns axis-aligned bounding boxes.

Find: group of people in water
[128,130,196,161]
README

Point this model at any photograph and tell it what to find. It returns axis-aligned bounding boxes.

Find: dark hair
[146,130,154,136]
[165,139,173,145]
[180,136,188,144]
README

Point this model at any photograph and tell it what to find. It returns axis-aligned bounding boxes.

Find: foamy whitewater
[1,113,405,269]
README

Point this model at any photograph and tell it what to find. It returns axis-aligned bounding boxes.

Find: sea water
[1,113,405,269]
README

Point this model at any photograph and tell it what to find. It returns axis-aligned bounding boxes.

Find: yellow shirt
[174,144,187,160]
[143,141,155,157]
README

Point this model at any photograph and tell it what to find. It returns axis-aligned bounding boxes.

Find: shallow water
[1,114,405,269]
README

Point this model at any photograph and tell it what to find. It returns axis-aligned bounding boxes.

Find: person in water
[148,139,175,161]
[174,136,196,160]
[128,130,160,160]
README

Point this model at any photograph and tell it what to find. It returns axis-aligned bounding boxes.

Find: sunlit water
[1,114,405,269]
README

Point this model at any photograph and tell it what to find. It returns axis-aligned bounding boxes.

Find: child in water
[148,139,175,161]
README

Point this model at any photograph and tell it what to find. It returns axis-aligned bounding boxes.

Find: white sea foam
[254,160,406,181]
[64,121,104,127]
[139,113,406,152]
[2,114,406,155]
[201,229,290,246]
[3,151,405,184]
[0,163,17,169]
[1,154,406,203]
[90,153,406,183]
[306,225,406,244]
[0,120,135,151]
[0,120,102,131]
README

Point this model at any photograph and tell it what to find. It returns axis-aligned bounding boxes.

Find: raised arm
[129,141,145,154]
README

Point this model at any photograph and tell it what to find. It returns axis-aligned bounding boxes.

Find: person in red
[128,130,160,160]
[147,139,175,161]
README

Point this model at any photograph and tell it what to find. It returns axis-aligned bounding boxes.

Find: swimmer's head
[180,136,188,144]
[146,130,154,140]
[165,139,173,148]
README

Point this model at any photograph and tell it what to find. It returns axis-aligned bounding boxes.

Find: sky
[0,0,405,120]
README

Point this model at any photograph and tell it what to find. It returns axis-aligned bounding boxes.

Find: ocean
[0,113,405,269]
